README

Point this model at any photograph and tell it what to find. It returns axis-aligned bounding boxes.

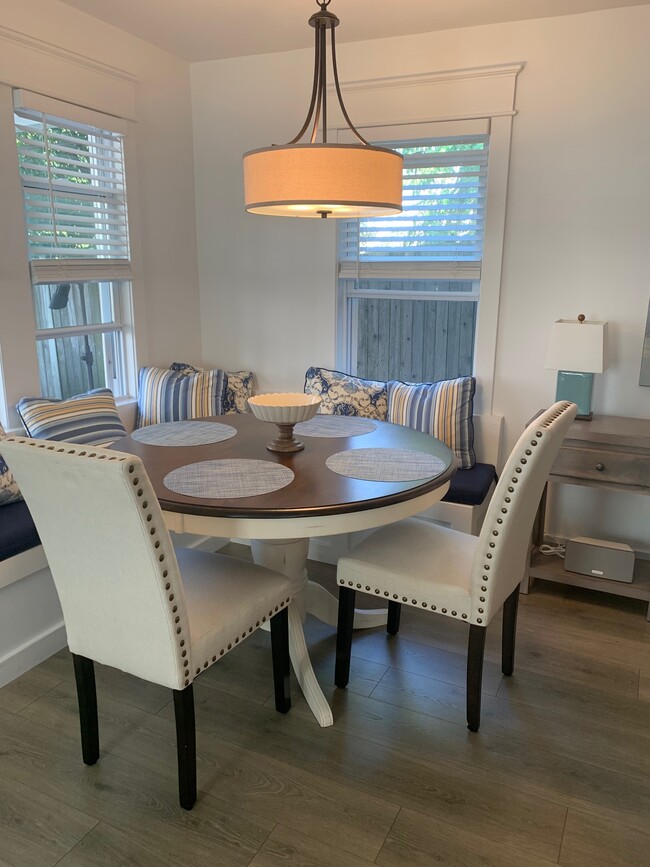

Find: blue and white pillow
[16,389,127,446]
[304,367,388,420]
[222,370,254,414]
[136,365,226,428]
[0,423,22,506]
[388,376,476,469]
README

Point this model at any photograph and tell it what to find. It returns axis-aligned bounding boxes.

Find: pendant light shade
[243,1,403,219]
[244,143,403,218]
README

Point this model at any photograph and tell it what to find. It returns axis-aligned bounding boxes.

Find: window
[14,104,133,399]
[338,135,488,383]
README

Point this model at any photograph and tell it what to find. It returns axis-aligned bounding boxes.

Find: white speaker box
[564,537,635,583]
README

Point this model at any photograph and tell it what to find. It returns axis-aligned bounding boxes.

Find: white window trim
[0,84,143,426]
[331,63,523,414]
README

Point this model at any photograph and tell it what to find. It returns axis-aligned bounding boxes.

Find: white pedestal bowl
[248,393,321,453]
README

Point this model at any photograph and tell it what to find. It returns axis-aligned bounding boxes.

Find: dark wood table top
[111,413,457,521]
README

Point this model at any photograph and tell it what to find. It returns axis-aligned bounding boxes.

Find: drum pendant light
[243,0,403,219]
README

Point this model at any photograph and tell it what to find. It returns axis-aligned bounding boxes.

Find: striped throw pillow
[16,389,127,446]
[135,366,226,428]
[387,377,476,469]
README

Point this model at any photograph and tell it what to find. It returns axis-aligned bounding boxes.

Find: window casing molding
[14,99,137,402]
[0,83,143,426]
[332,63,523,413]
[0,25,137,122]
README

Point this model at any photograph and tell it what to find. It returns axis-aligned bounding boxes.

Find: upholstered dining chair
[335,401,577,732]
[0,436,293,810]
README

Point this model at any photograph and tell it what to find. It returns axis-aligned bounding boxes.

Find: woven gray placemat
[326,448,446,482]
[294,416,376,438]
[131,420,237,446]
[163,459,294,499]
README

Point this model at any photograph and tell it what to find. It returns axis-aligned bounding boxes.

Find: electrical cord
[538,539,566,558]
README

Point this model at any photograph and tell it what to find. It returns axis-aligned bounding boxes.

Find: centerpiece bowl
[248,393,321,453]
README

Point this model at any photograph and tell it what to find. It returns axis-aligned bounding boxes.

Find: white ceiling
[56,0,650,62]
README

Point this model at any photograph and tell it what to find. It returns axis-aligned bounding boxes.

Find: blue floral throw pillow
[304,367,388,420]
[222,370,254,414]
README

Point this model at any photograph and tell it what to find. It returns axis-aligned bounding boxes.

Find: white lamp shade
[243,143,403,218]
[545,319,609,373]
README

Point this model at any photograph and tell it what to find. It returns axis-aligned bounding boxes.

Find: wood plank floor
[1,545,649,866]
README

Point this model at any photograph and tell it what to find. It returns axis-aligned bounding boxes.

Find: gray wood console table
[523,414,650,618]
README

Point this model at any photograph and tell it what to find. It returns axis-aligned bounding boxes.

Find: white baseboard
[0,620,67,688]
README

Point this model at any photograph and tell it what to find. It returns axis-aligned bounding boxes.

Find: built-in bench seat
[0,500,40,561]
[0,499,62,687]
[443,462,497,507]
[419,412,502,535]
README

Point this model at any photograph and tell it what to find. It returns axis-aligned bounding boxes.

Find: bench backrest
[116,400,137,434]
[473,414,503,468]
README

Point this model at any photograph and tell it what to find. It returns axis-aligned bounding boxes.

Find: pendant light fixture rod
[285,0,370,148]
[288,26,321,145]
[330,27,370,146]
[317,19,327,142]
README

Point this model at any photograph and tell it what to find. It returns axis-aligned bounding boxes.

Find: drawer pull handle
[595,463,605,471]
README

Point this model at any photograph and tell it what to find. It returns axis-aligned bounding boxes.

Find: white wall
[191,5,650,548]
[0,0,202,426]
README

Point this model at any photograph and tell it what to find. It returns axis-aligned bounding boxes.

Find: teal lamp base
[556,371,594,419]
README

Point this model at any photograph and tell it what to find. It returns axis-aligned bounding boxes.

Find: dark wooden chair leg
[270,606,291,713]
[335,586,356,688]
[502,585,520,677]
[72,654,99,765]
[466,624,486,732]
[173,685,196,810]
[387,600,401,635]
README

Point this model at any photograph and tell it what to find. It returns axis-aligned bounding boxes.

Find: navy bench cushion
[0,500,41,562]
[443,462,497,507]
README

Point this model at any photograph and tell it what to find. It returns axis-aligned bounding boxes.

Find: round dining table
[111,412,457,726]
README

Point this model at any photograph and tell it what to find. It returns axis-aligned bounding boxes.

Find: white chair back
[469,402,577,623]
[1,437,190,689]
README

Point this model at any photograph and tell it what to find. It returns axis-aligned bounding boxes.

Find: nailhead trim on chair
[10,439,195,687]
[337,574,468,620]
[335,403,574,630]
[195,596,292,674]
[465,401,572,625]
[128,456,194,687]
[9,438,292,691]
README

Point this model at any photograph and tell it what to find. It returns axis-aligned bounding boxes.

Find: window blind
[339,136,488,280]
[14,108,130,263]
[29,258,133,285]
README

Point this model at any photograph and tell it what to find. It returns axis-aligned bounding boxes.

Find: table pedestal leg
[251,539,333,728]
[306,581,389,629]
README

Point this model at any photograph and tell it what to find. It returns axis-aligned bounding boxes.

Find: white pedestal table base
[250,538,333,727]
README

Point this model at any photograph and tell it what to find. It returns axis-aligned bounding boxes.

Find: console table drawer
[552,446,650,488]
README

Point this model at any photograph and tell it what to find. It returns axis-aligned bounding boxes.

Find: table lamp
[544,314,609,420]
